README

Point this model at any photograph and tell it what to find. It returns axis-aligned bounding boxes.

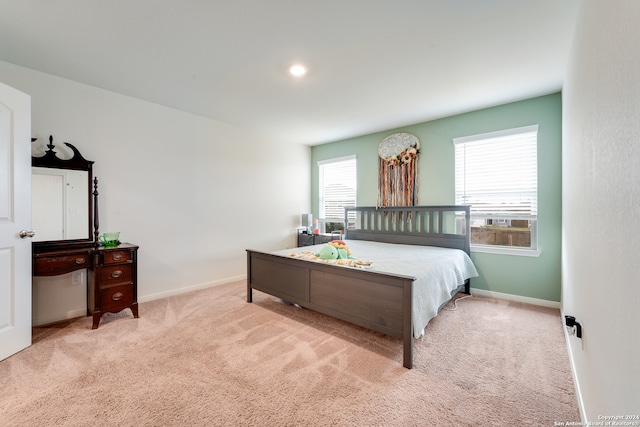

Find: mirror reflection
[32,166,89,241]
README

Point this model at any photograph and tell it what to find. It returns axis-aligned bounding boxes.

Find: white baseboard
[33,275,248,326]
[470,289,585,419]
[470,287,561,309]
[561,308,587,424]
[138,274,247,303]
[33,308,87,327]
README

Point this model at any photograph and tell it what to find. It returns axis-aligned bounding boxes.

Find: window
[453,125,539,255]
[318,155,356,233]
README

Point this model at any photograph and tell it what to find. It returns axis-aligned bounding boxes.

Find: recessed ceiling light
[289,64,307,77]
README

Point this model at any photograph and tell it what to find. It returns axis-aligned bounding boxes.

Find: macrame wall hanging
[377,132,420,207]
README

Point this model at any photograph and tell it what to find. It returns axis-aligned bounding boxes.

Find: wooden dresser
[30,136,138,329]
[33,242,139,329]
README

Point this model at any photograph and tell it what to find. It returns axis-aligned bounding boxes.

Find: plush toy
[316,240,354,260]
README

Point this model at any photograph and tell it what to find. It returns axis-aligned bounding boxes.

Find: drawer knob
[112,292,123,301]
[112,254,123,261]
[111,270,123,278]
[75,257,86,264]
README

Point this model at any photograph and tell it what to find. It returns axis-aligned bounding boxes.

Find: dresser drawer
[99,264,133,285]
[34,254,91,275]
[103,250,133,265]
[100,283,134,312]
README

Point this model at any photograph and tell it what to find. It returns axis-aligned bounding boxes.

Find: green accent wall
[311,93,562,302]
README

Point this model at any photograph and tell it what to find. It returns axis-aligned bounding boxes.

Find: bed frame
[246,205,471,369]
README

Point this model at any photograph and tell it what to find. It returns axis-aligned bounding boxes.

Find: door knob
[19,230,36,238]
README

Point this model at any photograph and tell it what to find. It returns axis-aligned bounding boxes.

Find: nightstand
[297,232,341,247]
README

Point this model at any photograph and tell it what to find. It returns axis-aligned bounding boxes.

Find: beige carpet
[0,281,579,426]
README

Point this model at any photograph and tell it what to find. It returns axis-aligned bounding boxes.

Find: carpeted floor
[0,281,580,426]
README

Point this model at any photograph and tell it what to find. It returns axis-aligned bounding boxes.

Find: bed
[246,205,478,369]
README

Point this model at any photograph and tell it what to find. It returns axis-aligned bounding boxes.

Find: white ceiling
[0,0,579,145]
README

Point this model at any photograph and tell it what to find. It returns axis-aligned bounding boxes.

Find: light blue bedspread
[275,240,479,338]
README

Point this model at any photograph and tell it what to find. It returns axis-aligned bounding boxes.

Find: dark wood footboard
[247,250,416,368]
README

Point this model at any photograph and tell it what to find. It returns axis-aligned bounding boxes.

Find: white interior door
[0,81,32,361]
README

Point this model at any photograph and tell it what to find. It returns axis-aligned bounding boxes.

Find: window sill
[471,244,541,257]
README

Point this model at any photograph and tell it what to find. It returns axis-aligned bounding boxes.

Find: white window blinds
[318,155,357,221]
[454,125,538,219]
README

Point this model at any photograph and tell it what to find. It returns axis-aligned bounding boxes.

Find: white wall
[563,0,640,420]
[0,60,311,325]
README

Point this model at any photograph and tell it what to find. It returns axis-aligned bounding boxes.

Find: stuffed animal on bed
[316,240,355,260]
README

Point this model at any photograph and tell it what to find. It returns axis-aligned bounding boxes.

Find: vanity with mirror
[31,135,139,329]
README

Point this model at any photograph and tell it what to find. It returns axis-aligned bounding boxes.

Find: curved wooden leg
[131,302,139,318]
[91,311,101,329]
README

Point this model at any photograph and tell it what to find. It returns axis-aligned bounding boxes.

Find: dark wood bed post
[402,279,414,369]
[462,206,471,295]
[246,251,253,303]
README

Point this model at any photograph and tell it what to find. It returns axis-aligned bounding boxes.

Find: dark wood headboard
[344,205,471,255]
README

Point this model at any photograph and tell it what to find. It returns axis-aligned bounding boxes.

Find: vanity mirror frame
[32,135,99,252]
